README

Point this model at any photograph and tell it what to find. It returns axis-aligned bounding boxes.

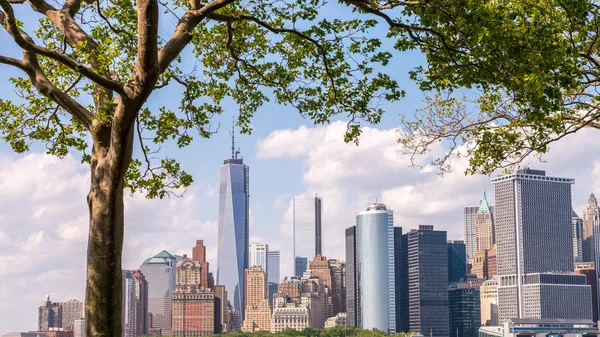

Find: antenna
[230,112,235,159]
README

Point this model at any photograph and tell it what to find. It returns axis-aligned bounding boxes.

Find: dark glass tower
[449,285,481,337]
[345,226,358,327]
[448,240,467,283]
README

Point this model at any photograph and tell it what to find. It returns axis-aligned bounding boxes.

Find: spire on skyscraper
[230,112,235,159]
[477,188,491,214]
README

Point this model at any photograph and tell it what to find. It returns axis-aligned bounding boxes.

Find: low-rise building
[325,313,346,329]
[271,302,310,332]
[478,319,597,337]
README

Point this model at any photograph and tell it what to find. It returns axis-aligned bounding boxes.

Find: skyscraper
[572,210,584,262]
[123,270,137,337]
[249,244,269,272]
[575,262,598,322]
[356,203,395,333]
[492,168,592,321]
[56,300,84,330]
[329,259,345,316]
[583,192,599,262]
[38,296,62,331]
[448,240,467,283]
[449,283,481,337]
[464,206,479,262]
[192,240,211,288]
[242,267,272,332]
[217,146,249,317]
[345,226,359,328]
[171,255,215,336]
[267,251,280,304]
[476,189,494,251]
[293,195,322,276]
[405,225,449,337]
[393,227,409,333]
[139,250,177,335]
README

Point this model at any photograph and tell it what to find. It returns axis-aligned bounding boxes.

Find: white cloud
[258,122,600,261]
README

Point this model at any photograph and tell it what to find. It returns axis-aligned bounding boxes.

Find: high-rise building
[171,255,215,336]
[122,270,148,337]
[242,267,272,332]
[583,192,599,262]
[395,227,409,333]
[476,190,495,252]
[575,262,598,322]
[329,259,345,316]
[213,285,228,333]
[480,278,498,326]
[448,240,467,283]
[267,250,280,304]
[405,225,449,337]
[140,250,177,335]
[55,300,83,330]
[464,206,479,262]
[492,169,592,322]
[73,319,85,337]
[38,296,62,331]
[294,257,308,277]
[308,255,334,317]
[345,226,358,328]
[191,240,211,289]
[293,195,322,276]
[300,276,329,329]
[217,146,249,318]
[249,244,268,272]
[573,210,584,262]
[356,203,396,333]
[449,283,481,337]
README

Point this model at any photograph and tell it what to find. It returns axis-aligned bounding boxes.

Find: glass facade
[267,251,280,303]
[294,257,308,277]
[293,196,322,267]
[217,158,249,318]
[356,203,395,333]
[249,243,268,272]
[139,250,177,335]
[449,286,481,337]
[448,241,467,283]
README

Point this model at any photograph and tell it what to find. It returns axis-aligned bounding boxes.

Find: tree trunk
[85,121,134,337]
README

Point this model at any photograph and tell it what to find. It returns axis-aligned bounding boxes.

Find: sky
[2,4,600,336]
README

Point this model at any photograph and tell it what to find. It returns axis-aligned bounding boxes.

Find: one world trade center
[217,141,249,321]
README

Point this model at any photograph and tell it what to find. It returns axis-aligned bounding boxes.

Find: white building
[74,319,85,337]
[271,302,310,332]
[480,278,498,326]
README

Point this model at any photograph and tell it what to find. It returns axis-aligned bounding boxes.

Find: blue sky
[2,4,600,335]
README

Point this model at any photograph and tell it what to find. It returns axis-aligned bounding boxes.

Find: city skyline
[2,123,600,334]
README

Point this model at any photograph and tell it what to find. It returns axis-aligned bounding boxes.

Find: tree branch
[0,0,125,94]
[157,0,236,72]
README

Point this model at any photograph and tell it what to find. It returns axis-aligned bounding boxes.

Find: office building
[448,240,467,283]
[308,255,336,316]
[55,300,83,330]
[476,190,495,251]
[270,302,310,332]
[213,285,228,332]
[472,247,496,281]
[39,296,62,331]
[140,250,177,335]
[217,146,249,317]
[478,319,598,337]
[345,226,358,328]
[267,250,280,303]
[404,225,449,337]
[395,227,409,333]
[573,210,584,262]
[575,262,598,322]
[73,319,85,337]
[329,259,345,315]
[300,275,329,329]
[449,283,481,337]
[242,267,272,332]
[464,206,479,262]
[191,240,211,288]
[492,169,592,322]
[249,243,269,272]
[171,255,215,336]
[324,313,347,329]
[122,270,148,337]
[355,203,396,333]
[480,278,498,326]
[293,195,322,276]
[583,192,599,262]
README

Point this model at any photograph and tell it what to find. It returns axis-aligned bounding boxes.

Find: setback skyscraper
[355,203,396,333]
[139,250,177,335]
[476,189,494,251]
[217,147,249,317]
[293,195,322,276]
[492,169,592,321]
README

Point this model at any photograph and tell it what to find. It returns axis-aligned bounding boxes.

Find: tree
[0,0,575,336]
[396,0,597,175]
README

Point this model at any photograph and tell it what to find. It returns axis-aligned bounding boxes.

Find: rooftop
[142,250,176,265]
